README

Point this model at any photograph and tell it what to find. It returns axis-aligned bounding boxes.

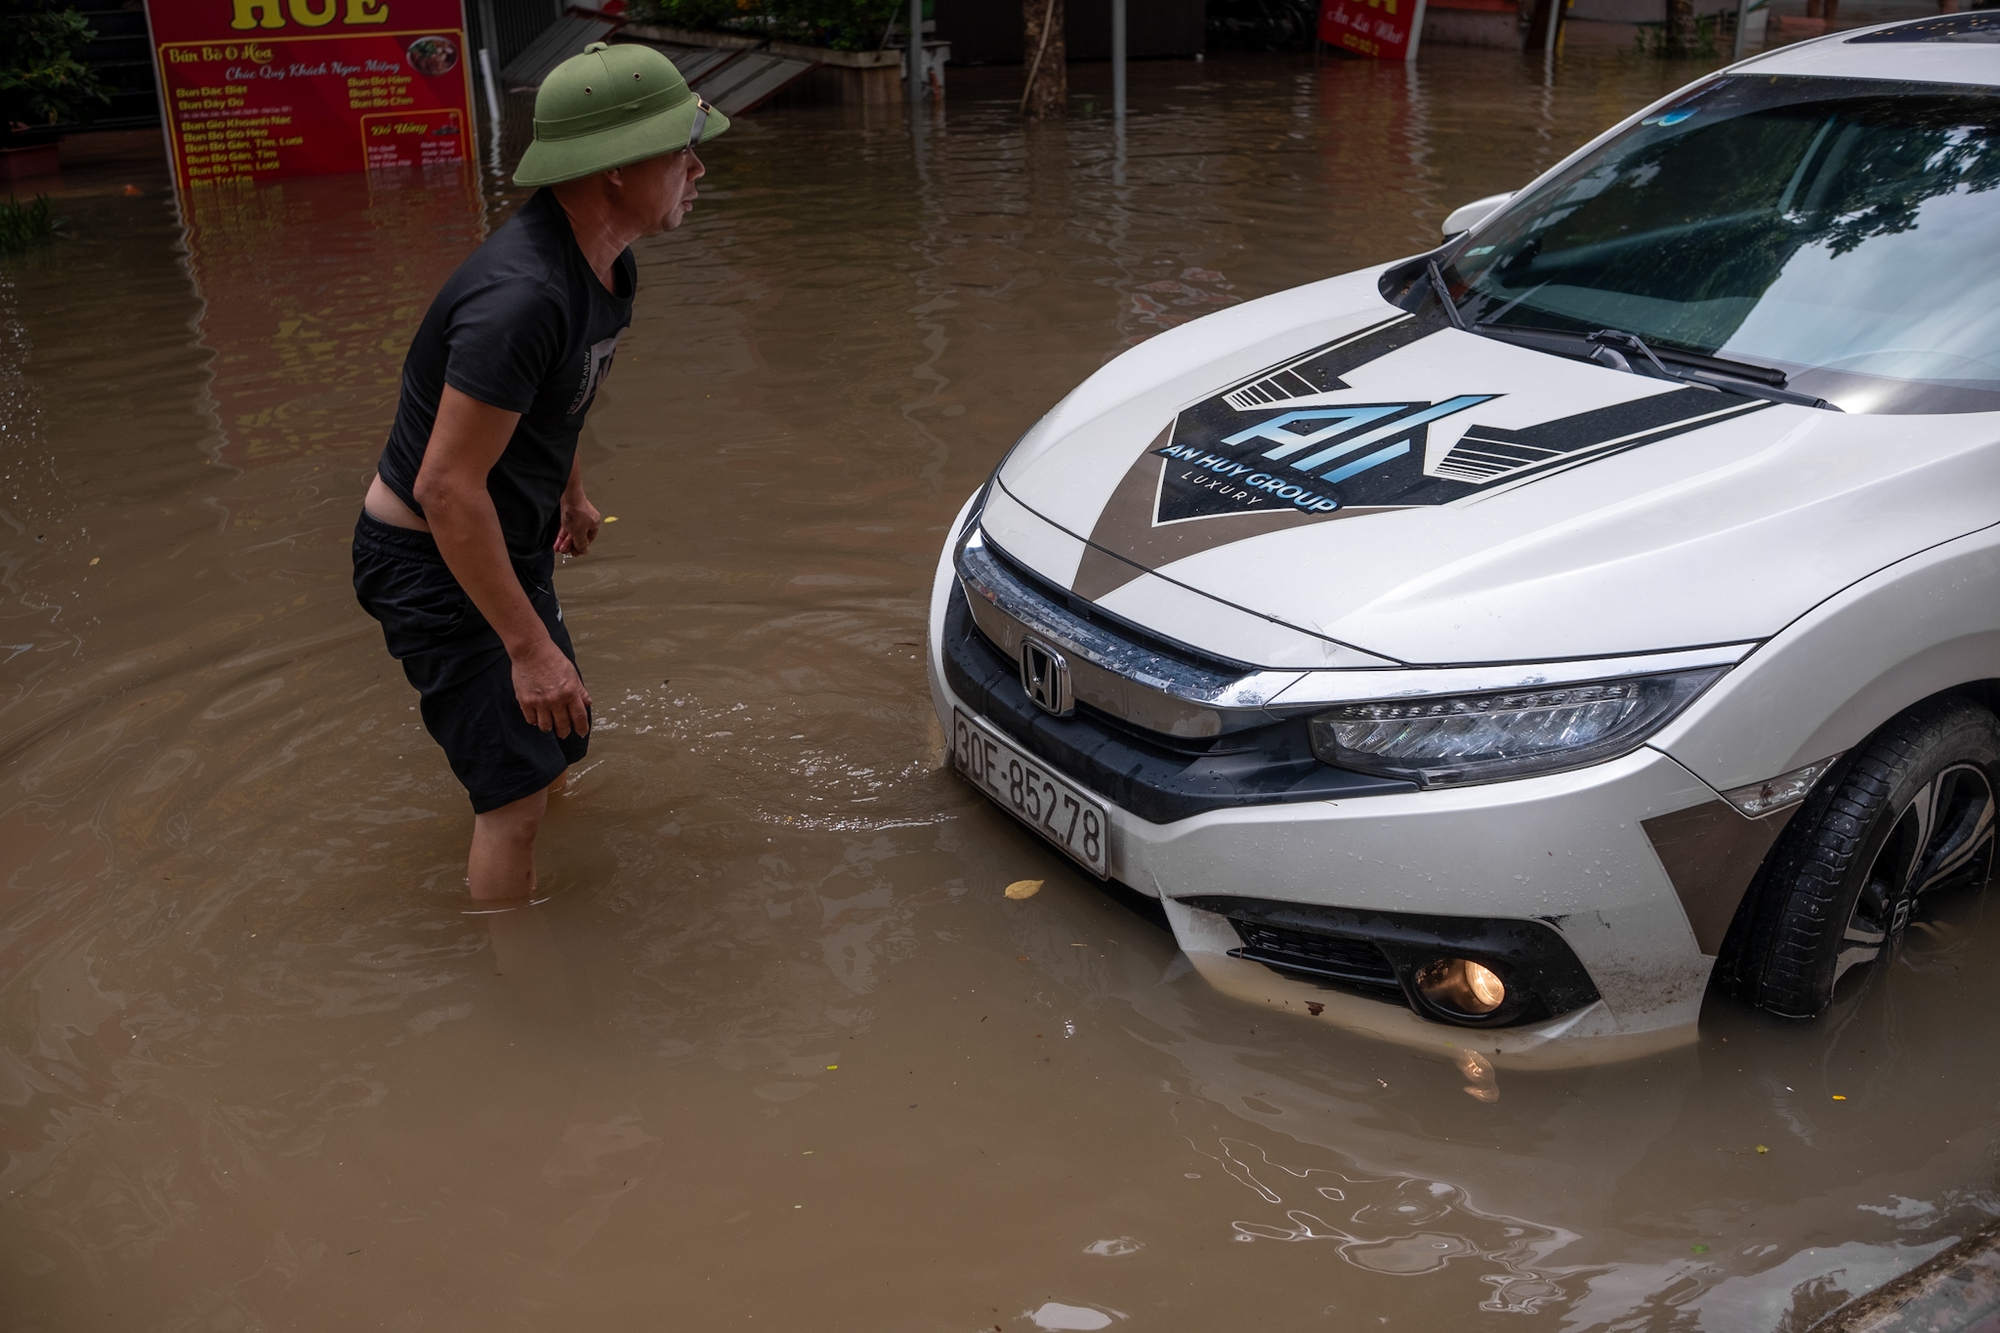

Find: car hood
[989,267,2000,668]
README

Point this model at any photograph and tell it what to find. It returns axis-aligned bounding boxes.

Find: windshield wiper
[1586,328,1679,379]
[1472,321,1841,411]
[1602,329,1844,410]
[1426,260,1469,332]
[1643,343,1816,397]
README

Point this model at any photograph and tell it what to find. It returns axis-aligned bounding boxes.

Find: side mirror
[1442,192,1513,238]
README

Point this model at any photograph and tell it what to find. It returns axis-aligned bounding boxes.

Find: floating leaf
[1004,879,1043,900]
[1691,1243,1709,1254]
[1756,1144,1769,1154]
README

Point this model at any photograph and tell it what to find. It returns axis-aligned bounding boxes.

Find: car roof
[1736,11,2000,87]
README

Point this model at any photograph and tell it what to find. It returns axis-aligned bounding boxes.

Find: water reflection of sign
[179,170,484,469]
[1319,0,1429,60]
[143,1,475,187]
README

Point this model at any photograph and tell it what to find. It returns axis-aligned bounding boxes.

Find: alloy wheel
[1834,762,1997,989]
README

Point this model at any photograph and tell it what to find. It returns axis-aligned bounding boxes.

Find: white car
[927,13,2000,1066]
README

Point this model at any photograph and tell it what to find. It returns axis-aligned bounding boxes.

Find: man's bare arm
[554,449,601,557]
[413,385,591,738]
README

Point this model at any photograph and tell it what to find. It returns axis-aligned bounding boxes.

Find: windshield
[1447,75,2000,414]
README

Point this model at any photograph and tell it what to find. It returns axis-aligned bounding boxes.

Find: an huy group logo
[1155,395,1497,523]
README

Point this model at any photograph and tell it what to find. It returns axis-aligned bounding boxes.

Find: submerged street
[3,47,1998,1331]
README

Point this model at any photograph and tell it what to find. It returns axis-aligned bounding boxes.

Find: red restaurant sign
[145,0,477,187]
[1319,0,1430,60]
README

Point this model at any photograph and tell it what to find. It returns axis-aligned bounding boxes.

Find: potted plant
[631,0,903,49]
[1,0,109,182]
[625,0,927,107]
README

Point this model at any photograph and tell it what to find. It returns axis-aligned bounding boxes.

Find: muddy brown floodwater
[4,47,1997,1333]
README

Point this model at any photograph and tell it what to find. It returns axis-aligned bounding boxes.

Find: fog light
[1416,958,1507,1016]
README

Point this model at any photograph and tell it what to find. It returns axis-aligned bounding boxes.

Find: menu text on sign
[146,0,476,186]
[1317,0,1429,61]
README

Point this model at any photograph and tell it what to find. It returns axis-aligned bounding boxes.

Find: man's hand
[512,637,592,737]
[414,387,592,739]
[555,490,600,557]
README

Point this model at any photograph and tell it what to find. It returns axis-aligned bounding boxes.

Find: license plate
[951,708,1110,877]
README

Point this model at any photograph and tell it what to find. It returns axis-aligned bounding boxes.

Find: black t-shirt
[376,189,634,563]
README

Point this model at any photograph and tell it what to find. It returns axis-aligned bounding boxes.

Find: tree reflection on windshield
[1450,77,2000,413]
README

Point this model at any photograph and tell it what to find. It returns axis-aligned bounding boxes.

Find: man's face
[612,148,705,237]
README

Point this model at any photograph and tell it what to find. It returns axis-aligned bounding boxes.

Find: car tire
[1727,695,2000,1019]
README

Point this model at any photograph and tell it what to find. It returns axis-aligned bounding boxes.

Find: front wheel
[1727,696,1999,1019]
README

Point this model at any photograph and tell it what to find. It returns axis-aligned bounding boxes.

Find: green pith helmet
[514,41,729,187]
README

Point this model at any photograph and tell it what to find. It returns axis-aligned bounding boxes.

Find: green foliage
[0,0,110,143]
[0,194,60,255]
[630,0,905,51]
[631,0,744,30]
[765,0,905,49]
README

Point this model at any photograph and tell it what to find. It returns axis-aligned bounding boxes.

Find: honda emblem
[1020,637,1074,716]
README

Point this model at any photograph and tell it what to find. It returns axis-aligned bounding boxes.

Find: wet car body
[927,16,2000,1065]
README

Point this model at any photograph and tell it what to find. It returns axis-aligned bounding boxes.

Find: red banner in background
[1320,0,1429,60]
[144,0,476,187]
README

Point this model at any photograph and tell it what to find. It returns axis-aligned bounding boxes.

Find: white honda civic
[927,13,2000,1065]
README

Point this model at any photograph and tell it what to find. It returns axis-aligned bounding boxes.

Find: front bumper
[926,514,1727,1067]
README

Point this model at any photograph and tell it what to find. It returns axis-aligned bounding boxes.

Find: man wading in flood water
[353,43,725,901]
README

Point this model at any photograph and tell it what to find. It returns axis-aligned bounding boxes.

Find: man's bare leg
[469,788,548,900]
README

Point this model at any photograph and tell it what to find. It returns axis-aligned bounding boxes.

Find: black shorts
[352,511,587,814]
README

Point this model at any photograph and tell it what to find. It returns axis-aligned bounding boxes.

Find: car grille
[955,521,1297,739]
[1225,918,1403,992]
[940,583,1414,823]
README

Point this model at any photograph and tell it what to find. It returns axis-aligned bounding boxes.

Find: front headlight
[1308,670,1722,788]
